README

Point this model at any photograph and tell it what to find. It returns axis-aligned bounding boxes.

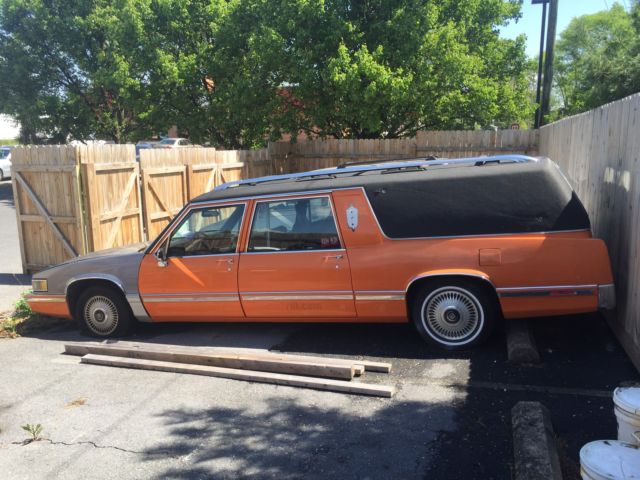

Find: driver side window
[167,204,245,257]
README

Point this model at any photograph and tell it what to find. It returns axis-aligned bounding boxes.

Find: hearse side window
[167,204,244,256]
[248,197,341,252]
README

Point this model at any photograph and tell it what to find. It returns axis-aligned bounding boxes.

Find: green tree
[554,2,640,116]
[0,0,159,143]
[0,0,534,146]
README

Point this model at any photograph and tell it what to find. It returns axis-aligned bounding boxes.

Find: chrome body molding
[27,294,66,303]
[241,293,354,301]
[142,293,240,303]
[126,294,152,322]
[65,274,126,296]
[355,291,405,301]
[405,273,495,293]
[496,284,597,298]
[598,283,616,310]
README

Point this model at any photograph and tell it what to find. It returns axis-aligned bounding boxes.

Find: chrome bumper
[598,284,616,310]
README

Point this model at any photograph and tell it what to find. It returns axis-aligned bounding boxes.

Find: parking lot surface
[0,313,637,479]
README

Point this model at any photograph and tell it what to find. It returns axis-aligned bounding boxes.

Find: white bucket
[580,440,640,479]
[614,387,640,445]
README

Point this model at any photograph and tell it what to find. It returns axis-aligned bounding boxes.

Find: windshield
[0,149,10,159]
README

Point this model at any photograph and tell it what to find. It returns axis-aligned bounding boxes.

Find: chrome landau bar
[214,154,540,191]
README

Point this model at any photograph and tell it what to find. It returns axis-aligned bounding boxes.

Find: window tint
[167,204,244,256]
[248,197,341,252]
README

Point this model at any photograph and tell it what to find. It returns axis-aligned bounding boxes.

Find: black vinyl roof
[191,157,591,238]
[193,157,563,202]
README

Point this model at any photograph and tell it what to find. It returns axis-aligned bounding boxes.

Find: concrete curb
[506,320,541,364]
[512,401,563,480]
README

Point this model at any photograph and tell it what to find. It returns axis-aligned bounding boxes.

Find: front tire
[411,280,497,350]
[75,286,133,338]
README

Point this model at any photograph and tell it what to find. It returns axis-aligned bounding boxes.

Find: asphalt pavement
[0,179,30,312]
[0,314,637,479]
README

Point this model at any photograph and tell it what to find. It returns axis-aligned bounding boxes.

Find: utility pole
[533,0,549,128]
[540,0,558,126]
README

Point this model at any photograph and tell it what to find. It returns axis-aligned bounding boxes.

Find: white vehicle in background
[153,137,193,149]
[0,146,12,180]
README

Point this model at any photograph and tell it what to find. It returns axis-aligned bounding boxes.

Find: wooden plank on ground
[65,343,357,380]
[84,340,391,373]
[81,354,394,398]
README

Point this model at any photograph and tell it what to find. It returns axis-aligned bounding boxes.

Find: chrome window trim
[243,248,346,256]
[151,201,248,256]
[245,193,344,253]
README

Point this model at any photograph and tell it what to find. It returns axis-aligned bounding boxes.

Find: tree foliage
[554,2,640,117]
[0,0,533,146]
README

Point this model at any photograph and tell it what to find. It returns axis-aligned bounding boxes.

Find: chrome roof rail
[214,154,539,191]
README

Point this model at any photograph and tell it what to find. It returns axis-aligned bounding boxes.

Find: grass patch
[0,138,19,146]
[0,292,71,338]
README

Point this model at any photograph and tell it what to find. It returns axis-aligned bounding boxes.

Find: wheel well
[406,275,502,316]
[66,279,127,316]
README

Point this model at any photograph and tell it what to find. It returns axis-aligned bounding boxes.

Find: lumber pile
[64,341,394,398]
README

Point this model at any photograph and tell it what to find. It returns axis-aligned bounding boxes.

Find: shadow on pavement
[145,397,455,479]
[0,181,14,208]
[0,273,30,286]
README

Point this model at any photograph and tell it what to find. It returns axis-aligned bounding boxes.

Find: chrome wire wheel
[421,286,484,347]
[83,295,119,336]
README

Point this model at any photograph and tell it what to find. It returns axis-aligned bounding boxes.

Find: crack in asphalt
[10,438,177,458]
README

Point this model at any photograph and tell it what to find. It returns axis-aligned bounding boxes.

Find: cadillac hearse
[27,155,615,349]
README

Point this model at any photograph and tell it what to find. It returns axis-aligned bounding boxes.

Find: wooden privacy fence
[539,92,640,369]
[12,129,537,272]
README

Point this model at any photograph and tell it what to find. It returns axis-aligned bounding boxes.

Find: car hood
[61,242,150,265]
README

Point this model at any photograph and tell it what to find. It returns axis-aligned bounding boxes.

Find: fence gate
[139,150,189,239]
[79,144,144,251]
[11,146,86,273]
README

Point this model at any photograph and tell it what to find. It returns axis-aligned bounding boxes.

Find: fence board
[11,146,86,272]
[539,92,640,368]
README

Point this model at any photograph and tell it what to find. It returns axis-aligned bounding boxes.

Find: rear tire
[75,286,133,338]
[410,280,498,350]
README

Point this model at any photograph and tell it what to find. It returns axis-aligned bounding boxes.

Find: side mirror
[155,245,168,268]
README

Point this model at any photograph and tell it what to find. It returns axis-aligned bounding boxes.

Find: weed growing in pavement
[21,424,43,443]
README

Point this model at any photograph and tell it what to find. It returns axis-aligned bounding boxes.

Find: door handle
[323,254,344,260]
[217,258,234,264]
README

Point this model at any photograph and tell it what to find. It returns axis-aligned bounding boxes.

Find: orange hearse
[27,155,615,349]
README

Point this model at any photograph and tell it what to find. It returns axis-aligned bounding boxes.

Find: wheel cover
[84,295,119,335]
[421,286,484,346]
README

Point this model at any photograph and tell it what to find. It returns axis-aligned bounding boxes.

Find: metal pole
[540,0,558,126]
[534,1,548,129]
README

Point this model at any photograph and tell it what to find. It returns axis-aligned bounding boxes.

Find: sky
[500,0,622,57]
[0,115,19,140]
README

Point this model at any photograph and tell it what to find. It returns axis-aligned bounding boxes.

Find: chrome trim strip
[27,295,66,303]
[246,194,344,253]
[406,273,495,292]
[241,294,354,301]
[126,293,152,322]
[242,290,353,295]
[243,248,346,255]
[496,284,597,298]
[143,295,240,303]
[149,202,248,255]
[355,294,405,301]
[496,284,597,292]
[143,292,240,297]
